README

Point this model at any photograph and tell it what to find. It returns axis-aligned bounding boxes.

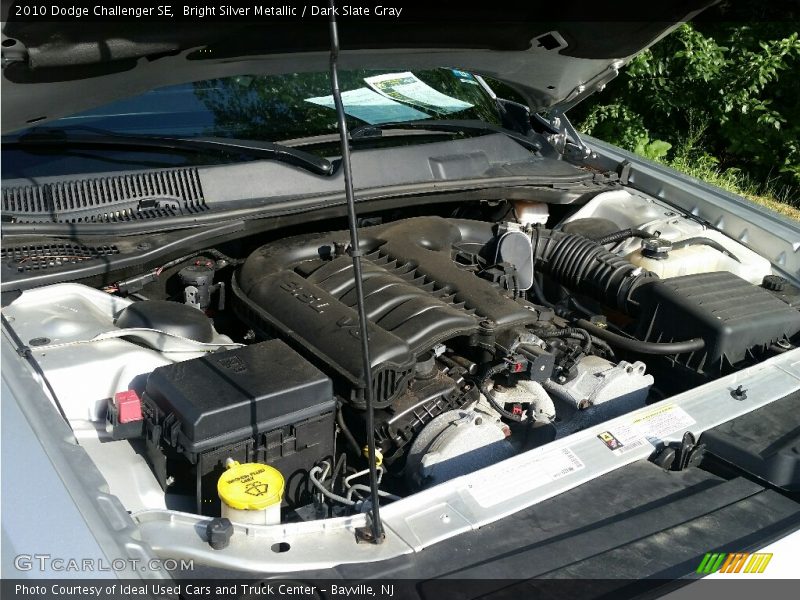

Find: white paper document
[304,87,429,125]
[364,72,473,113]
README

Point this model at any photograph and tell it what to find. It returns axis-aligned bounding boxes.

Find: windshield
[2,68,502,178]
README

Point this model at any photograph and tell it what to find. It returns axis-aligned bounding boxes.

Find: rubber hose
[594,228,654,245]
[310,464,357,507]
[671,237,740,263]
[206,248,245,266]
[531,276,555,308]
[576,318,705,355]
[336,402,361,456]
[532,229,655,312]
[589,336,615,358]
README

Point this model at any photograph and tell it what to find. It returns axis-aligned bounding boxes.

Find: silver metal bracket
[542,110,593,160]
[540,59,624,160]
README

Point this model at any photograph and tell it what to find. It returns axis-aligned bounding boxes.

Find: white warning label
[598,403,697,456]
[630,403,696,441]
[470,447,585,508]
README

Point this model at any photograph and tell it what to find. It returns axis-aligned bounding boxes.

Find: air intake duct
[530,229,656,313]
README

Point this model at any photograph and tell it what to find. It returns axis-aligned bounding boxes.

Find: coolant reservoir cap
[217,461,284,511]
[641,237,672,260]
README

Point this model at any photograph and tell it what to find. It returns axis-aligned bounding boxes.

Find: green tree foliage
[572,21,800,207]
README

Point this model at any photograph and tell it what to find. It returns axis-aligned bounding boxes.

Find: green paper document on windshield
[364,72,474,113]
[305,87,429,125]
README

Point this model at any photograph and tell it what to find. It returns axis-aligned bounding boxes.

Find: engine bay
[4,188,800,528]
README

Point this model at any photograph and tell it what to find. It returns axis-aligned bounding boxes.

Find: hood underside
[1,3,714,134]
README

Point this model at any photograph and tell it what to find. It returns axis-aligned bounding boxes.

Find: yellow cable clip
[362,445,383,467]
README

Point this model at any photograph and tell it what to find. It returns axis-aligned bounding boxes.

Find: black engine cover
[234,217,539,407]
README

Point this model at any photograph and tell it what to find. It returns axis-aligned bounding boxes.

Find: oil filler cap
[217,461,284,511]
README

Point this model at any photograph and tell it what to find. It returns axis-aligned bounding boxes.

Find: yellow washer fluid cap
[217,461,284,511]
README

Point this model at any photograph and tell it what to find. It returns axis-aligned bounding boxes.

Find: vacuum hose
[576,318,705,355]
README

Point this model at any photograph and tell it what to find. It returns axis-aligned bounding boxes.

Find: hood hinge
[540,110,593,161]
[539,59,625,160]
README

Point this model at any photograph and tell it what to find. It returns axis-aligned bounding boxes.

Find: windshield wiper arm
[7,129,334,176]
[349,119,542,151]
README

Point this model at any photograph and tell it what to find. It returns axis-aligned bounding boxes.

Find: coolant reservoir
[218,460,284,525]
[562,190,774,285]
[627,230,772,284]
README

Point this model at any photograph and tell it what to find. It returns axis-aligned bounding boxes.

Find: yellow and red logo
[696,552,773,574]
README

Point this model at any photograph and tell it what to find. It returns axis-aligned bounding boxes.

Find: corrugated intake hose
[531,229,655,313]
[526,228,706,354]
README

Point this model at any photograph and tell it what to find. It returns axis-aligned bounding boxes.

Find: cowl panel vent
[2,168,207,223]
[1,243,120,272]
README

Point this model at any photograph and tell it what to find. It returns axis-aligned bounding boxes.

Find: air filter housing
[635,271,800,371]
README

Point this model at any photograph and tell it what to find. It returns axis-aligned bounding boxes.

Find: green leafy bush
[572,21,800,209]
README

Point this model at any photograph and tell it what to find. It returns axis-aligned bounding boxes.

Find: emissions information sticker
[631,403,696,440]
[472,403,696,508]
[471,447,585,507]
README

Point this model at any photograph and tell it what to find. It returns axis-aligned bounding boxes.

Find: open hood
[1,2,714,134]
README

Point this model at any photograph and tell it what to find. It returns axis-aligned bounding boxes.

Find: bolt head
[206,517,234,550]
[731,385,748,400]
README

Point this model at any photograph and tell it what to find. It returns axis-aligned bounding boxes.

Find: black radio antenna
[328,0,385,544]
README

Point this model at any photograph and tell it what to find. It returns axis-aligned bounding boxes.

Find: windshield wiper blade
[279,127,454,148]
[349,119,541,151]
[7,129,334,176]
